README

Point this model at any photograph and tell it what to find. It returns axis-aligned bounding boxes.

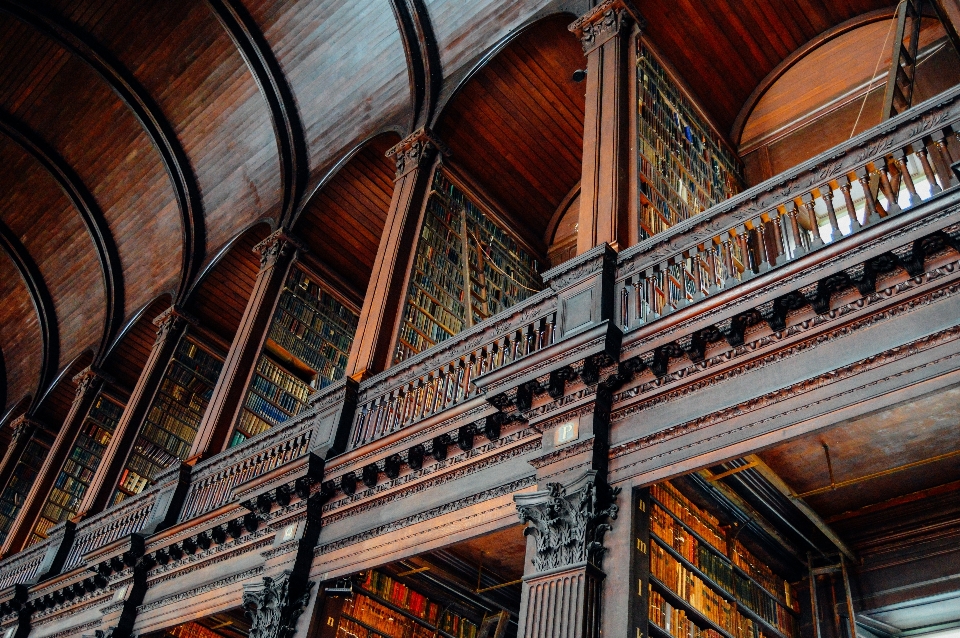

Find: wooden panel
[294,134,398,296]
[101,296,171,394]
[187,224,271,343]
[639,0,896,137]
[425,0,557,79]
[0,16,182,322]
[436,15,584,242]
[33,351,93,427]
[0,136,105,371]
[52,0,281,266]
[244,0,410,190]
[0,254,41,411]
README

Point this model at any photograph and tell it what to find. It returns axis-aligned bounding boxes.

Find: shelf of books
[636,40,743,240]
[638,481,800,638]
[323,570,479,638]
[0,427,56,544]
[230,266,358,448]
[113,336,223,504]
[394,169,542,364]
[30,394,124,544]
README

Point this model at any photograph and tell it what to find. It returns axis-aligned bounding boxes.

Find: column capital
[71,366,109,402]
[243,571,314,638]
[386,127,447,179]
[151,305,196,344]
[569,0,645,54]
[515,470,621,573]
[7,414,41,443]
[253,230,305,270]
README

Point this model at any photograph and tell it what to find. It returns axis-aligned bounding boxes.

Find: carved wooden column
[243,571,314,638]
[0,368,106,555]
[77,307,192,517]
[345,128,441,379]
[515,470,620,638]
[190,231,300,458]
[0,416,42,509]
[570,0,643,254]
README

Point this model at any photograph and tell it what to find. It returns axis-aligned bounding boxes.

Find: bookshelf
[29,394,124,544]
[394,169,542,364]
[634,481,800,638]
[323,570,479,638]
[229,266,359,448]
[0,427,56,544]
[636,40,743,240]
[113,335,223,504]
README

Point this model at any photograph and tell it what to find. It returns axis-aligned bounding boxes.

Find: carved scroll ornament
[515,470,620,573]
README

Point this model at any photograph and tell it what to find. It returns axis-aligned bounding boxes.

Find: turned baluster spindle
[931,132,958,187]
[839,177,862,232]
[915,146,942,195]
[720,241,735,288]
[691,250,706,299]
[855,169,876,227]
[819,187,842,242]
[513,329,523,360]
[802,194,824,248]
[875,161,900,216]
[547,312,557,345]
[894,151,923,206]
[787,203,805,257]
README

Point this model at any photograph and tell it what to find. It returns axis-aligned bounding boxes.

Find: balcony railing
[616,86,960,334]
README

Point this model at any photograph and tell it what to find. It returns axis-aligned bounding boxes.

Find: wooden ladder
[882,0,925,121]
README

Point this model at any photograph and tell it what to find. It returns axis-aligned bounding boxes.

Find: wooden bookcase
[321,570,479,638]
[114,335,224,504]
[229,265,359,447]
[631,482,801,638]
[30,394,124,544]
[0,428,56,543]
[636,39,743,240]
[393,169,542,365]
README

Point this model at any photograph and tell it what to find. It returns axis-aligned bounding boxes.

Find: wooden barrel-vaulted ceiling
[0,0,900,418]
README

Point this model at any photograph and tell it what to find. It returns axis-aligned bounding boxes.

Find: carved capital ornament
[569,0,645,54]
[243,572,313,638]
[151,306,196,345]
[515,470,620,573]
[254,231,303,270]
[386,127,446,179]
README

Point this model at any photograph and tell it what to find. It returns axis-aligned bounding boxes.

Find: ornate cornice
[515,471,620,572]
[386,127,446,179]
[569,0,644,54]
[253,231,303,270]
[139,566,264,614]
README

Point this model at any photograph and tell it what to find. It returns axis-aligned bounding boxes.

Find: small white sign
[555,419,579,445]
[282,523,297,542]
[113,585,128,601]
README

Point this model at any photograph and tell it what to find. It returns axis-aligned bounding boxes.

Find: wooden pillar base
[521,563,605,638]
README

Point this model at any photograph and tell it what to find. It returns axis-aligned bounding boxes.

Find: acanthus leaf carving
[515,471,620,573]
[243,572,313,638]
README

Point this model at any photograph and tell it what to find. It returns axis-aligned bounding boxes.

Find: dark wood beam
[205,0,308,229]
[0,0,205,301]
[0,220,59,411]
[0,110,124,363]
[389,0,442,129]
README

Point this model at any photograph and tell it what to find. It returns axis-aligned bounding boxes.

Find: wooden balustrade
[60,491,158,573]
[617,87,960,332]
[0,537,51,590]
[349,293,560,449]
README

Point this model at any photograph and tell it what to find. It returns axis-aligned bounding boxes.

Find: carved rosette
[386,128,445,179]
[254,231,301,270]
[569,0,644,54]
[515,470,620,573]
[243,572,313,638]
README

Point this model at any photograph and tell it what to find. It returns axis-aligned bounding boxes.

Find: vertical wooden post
[0,368,105,556]
[76,307,192,517]
[189,231,300,459]
[570,0,643,255]
[346,128,441,379]
[0,416,41,510]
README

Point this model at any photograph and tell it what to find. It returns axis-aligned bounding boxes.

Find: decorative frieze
[568,0,644,54]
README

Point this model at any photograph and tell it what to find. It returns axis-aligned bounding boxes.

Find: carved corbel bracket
[515,470,620,573]
[386,127,448,179]
[151,305,198,344]
[253,231,306,270]
[568,0,645,54]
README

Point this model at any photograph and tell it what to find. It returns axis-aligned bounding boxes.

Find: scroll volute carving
[243,572,313,638]
[515,470,620,573]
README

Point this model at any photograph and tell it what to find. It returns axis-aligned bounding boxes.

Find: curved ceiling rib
[205,0,308,230]
[0,0,204,301]
[0,110,123,362]
[0,220,58,410]
[388,0,442,128]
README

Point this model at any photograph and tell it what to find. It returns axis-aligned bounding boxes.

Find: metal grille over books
[617,86,960,331]
[61,490,158,572]
[0,536,52,589]
[351,291,559,449]
[179,426,312,521]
